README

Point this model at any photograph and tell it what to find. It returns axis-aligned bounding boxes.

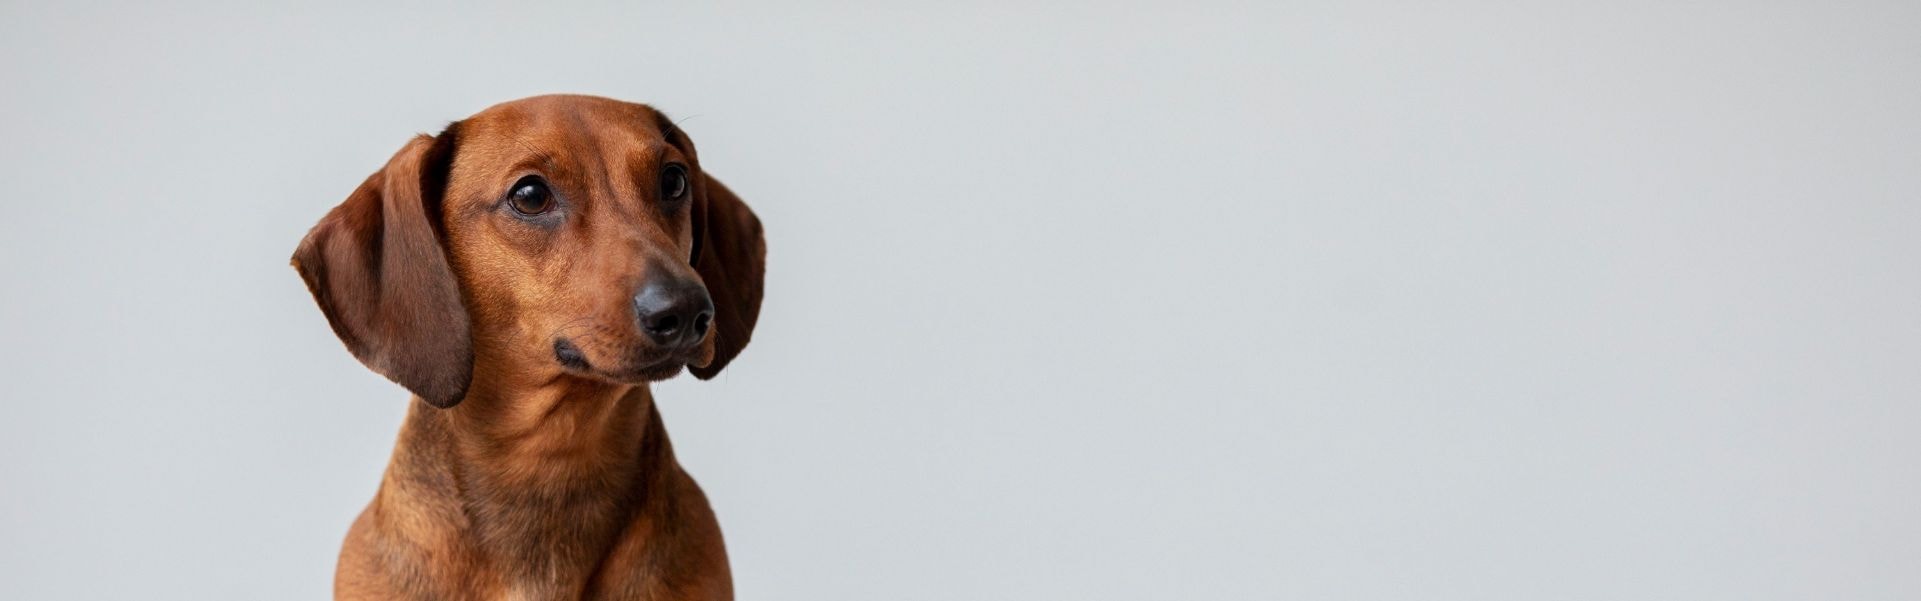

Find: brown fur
[293,95,765,600]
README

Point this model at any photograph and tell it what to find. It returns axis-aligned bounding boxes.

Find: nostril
[649,314,681,336]
[692,312,712,337]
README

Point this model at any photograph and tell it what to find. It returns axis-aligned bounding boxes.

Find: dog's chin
[615,360,688,382]
[562,359,687,384]
[576,357,689,384]
[552,339,690,383]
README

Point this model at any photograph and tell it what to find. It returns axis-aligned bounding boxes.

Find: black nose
[633,278,715,349]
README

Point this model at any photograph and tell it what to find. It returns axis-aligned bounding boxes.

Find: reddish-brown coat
[295,95,764,600]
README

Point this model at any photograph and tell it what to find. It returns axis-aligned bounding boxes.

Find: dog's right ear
[291,126,472,408]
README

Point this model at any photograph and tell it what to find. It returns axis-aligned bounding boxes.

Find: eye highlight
[507,176,555,216]
[661,164,689,203]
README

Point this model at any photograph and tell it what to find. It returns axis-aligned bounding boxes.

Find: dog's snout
[633,278,715,349]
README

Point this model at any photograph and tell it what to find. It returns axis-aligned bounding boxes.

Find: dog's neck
[381,373,680,593]
[449,375,666,487]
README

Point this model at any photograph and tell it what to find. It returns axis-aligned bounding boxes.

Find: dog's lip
[552,337,699,381]
[602,359,688,382]
[577,351,697,382]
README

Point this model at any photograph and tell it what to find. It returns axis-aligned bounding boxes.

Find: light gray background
[3,1,1918,599]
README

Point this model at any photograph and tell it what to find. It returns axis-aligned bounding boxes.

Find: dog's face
[449,98,719,383]
[293,95,766,407]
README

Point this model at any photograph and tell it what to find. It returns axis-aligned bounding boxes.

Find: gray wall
[3,1,1918,598]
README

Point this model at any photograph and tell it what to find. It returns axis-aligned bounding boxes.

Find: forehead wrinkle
[593,145,654,230]
[511,137,560,173]
[553,108,625,208]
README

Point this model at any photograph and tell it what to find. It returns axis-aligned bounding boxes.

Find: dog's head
[292,95,766,408]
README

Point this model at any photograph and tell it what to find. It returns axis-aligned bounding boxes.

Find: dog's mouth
[553,338,693,382]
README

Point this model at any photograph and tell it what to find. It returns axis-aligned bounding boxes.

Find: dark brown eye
[661,164,688,202]
[507,176,553,215]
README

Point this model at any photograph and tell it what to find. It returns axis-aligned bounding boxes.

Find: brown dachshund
[293,94,765,600]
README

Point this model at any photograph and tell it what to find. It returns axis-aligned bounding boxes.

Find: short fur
[293,95,766,600]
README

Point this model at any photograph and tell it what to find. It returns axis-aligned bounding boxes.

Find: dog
[293,94,765,600]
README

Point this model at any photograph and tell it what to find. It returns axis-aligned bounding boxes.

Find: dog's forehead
[466,95,669,153]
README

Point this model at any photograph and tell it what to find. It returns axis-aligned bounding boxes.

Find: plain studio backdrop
[3,1,1918,599]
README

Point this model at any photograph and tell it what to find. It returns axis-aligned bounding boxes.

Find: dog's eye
[662,165,689,201]
[508,176,554,215]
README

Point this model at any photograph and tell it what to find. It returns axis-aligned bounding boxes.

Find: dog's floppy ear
[652,110,765,378]
[291,126,472,407]
[689,174,766,379]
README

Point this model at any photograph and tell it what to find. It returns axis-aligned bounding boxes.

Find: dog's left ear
[689,174,767,379]
[652,111,765,378]
[291,127,473,407]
